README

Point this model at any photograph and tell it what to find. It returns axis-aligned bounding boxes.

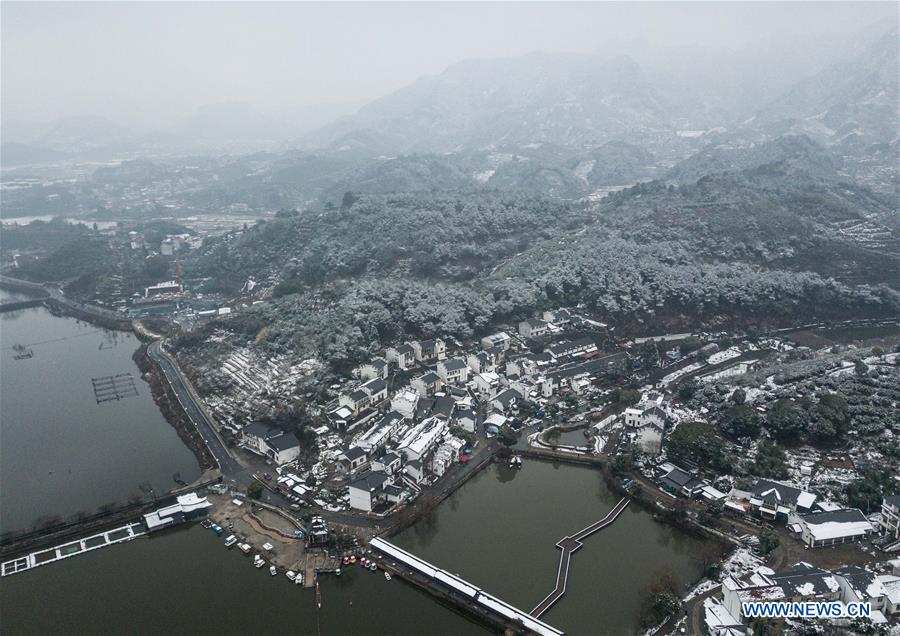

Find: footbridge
[531,497,630,617]
[368,537,564,636]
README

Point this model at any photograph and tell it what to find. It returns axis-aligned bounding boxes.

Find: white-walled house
[411,371,443,398]
[390,388,420,419]
[360,378,388,404]
[339,389,370,416]
[357,358,388,381]
[437,358,469,385]
[348,471,389,512]
[386,343,416,370]
[519,318,549,339]
[480,332,511,351]
[473,372,501,398]
[454,406,477,433]
[881,495,900,540]
[412,338,446,362]
[799,509,874,548]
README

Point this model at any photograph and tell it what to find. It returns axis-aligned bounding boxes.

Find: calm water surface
[0,306,200,533]
[0,523,484,636]
[394,460,713,635]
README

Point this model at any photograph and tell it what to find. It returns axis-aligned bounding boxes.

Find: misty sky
[2,1,896,129]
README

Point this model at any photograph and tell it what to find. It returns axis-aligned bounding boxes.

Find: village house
[506,352,552,379]
[749,479,817,522]
[390,388,419,419]
[354,412,405,455]
[340,446,369,474]
[658,464,705,498]
[490,387,523,414]
[404,459,425,484]
[240,423,300,465]
[542,308,573,326]
[518,318,550,339]
[348,470,390,512]
[339,389,370,416]
[835,565,900,618]
[546,337,597,359]
[623,404,666,428]
[265,432,301,465]
[395,417,448,462]
[411,338,446,362]
[881,494,900,541]
[467,351,494,374]
[386,343,416,370]
[428,395,456,421]
[437,358,469,385]
[360,377,388,404]
[357,357,389,381]
[798,508,875,548]
[480,332,511,351]
[473,371,501,398]
[411,371,443,398]
[454,406,477,433]
[371,452,402,475]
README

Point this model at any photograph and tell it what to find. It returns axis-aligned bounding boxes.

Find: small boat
[384,572,391,581]
[336,568,342,576]
[359,557,367,566]
[269,565,277,576]
[224,535,237,548]
[286,570,296,582]
[349,555,356,564]
[239,543,252,555]
[294,573,304,585]
[316,581,322,608]
[368,562,377,571]
[342,556,349,565]
[254,555,265,569]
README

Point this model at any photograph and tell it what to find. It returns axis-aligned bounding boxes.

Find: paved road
[147,340,243,478]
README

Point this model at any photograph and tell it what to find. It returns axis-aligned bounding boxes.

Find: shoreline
[132,343,217,472]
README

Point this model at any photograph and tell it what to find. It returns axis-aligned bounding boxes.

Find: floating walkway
[531,497,630,618]
[369,537,564,636]
[1,522,146,577]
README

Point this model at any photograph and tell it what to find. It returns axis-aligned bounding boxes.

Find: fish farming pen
[91,373,139,403]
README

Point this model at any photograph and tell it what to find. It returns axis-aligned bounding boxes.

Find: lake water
[0,523,484,636]
[0,306,200,533]
[0,460,714,635]
[394,461,713,635]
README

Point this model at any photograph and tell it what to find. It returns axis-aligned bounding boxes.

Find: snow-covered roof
[800,508,874,542]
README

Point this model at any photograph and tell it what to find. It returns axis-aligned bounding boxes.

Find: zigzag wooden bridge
[531,497,630,618]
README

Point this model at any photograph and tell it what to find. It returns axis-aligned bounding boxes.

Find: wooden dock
[531,497,630,617]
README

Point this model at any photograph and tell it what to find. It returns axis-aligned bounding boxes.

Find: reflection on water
[0,306,200,533]
[395,460,715,636]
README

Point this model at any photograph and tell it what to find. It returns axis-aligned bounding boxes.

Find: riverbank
[133,343,217,472]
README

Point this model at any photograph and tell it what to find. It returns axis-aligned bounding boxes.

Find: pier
[1,522,146,577]
[368,537,564,636]
[531,497,630,618]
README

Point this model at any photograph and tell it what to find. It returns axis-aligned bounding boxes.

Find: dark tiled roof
[267,432,299,451]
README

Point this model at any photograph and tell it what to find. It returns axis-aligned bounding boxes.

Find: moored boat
[384,571,391,581]
[224,535,237,548]
[269,565,277,576]
[238,543,252,554]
